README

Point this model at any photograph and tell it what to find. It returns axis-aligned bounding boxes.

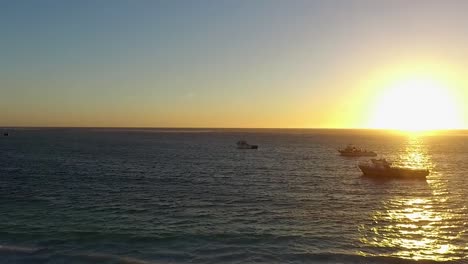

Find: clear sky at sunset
[1,0,467,129]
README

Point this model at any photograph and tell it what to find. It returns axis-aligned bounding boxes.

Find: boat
[236,140,258,149]
[3,132,8,136]
[358,158,429,179]
[338,144,377,157]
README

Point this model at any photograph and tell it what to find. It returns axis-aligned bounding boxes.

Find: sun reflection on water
[360,197,464,261]
[394,135,433,170]
[358,135,465,261]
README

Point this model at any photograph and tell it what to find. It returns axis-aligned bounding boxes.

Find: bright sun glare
[369,78,461,131]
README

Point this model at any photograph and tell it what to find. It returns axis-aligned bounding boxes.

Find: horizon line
[2,126,468,131]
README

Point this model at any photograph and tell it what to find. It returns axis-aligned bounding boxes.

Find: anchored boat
[359,158,429,179]
[338,144,377,157]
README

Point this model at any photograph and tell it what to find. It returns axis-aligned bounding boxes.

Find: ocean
[0,128,466,263]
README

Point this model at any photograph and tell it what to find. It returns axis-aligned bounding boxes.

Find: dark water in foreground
[0,128,467,263]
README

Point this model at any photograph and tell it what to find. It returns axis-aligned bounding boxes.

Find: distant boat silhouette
[3,132,8,136]
[236,140,258,149]
[338,144,376,157]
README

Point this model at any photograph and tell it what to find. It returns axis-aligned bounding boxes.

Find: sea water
[0,128,466,263]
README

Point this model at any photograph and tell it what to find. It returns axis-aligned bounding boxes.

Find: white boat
[338,144,377,157]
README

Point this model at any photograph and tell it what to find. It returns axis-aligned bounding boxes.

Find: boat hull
[359,165,429,179]
[339,151,377,157]
[237,145,258,149]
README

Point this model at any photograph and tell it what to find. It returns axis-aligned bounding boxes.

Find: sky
[1,0,468,128]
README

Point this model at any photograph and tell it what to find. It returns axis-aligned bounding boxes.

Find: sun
[369,78,462,131]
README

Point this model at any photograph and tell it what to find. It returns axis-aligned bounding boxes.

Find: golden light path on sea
[358,135,465,261]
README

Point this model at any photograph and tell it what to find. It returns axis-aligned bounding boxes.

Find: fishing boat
[338,144,377,157]
[358,158,429,179]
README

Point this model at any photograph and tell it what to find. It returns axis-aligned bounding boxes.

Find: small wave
[70,252,154,264]
[0,244,155,264]
[0,244,40,254]
[0,167,21,172]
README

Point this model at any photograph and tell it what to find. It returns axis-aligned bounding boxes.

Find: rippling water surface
[0,128,466,263]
